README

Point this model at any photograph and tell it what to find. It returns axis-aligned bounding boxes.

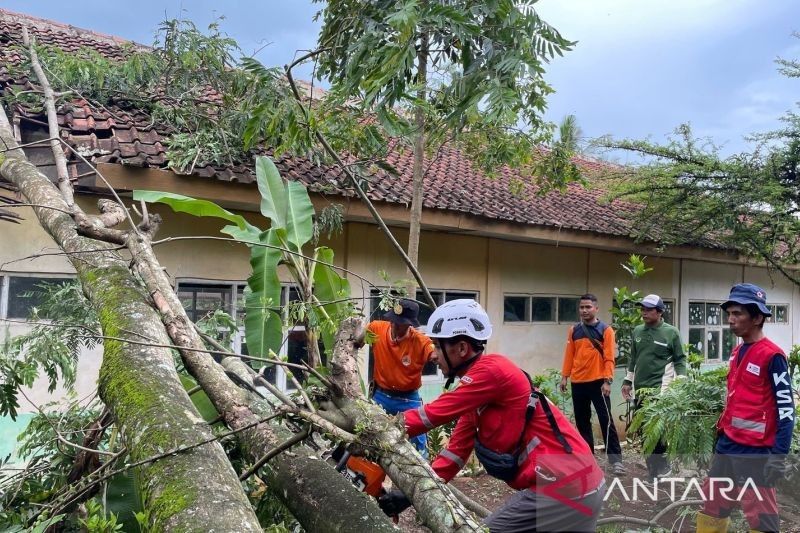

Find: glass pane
[236,286,246,323]
[705,303,722,326]
[195,289,230,321]
[558,297,579,323]
[288,286,302,303]
[775,305,788,324]
[416,290,443,328]
[7,276,73,319]
[443,291,477,302]
[503,296,528,322]
[531,297,556,322]
[688,302,704,326]
[707,330,720,360]
[689,328,705,356]
[722,328,737,361]
[422,361,439,376]
[285,330,325,390]
[177,292,195,320]
[662,301,674,325]
[285,330,308,390]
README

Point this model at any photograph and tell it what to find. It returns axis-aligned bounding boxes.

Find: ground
[396,455,800,532]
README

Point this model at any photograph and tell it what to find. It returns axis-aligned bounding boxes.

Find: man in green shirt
[621,294,687,478]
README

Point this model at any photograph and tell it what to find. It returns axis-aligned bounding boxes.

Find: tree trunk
[326,318,483,533]
[123,228,395,532]
[406,31,429,297]
[222,358,398,532]
[0,110,262,532]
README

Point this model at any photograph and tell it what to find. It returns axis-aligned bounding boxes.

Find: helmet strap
[443,349,483,390]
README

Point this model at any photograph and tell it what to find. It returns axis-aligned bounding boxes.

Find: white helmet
[426,299,492,341]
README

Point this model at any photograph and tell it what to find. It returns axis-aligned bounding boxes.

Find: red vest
[718,337,785,447]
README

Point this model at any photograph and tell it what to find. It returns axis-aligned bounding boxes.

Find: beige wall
[4,195,800,413]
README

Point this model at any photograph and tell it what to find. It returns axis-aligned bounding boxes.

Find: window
[502,294,580,324]
[688,301,737,361]
[766,304,789,324]
[1,275,74,319]
[367,288,479,382]
[176,280,316,392]
[662,300,675,326]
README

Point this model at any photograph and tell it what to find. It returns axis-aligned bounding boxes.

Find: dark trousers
[571,379,622,464]
[634,398,668,476]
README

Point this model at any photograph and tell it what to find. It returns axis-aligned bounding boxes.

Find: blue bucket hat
[721,283,771,317]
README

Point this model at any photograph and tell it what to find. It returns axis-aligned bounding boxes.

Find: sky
[3,0,799,159]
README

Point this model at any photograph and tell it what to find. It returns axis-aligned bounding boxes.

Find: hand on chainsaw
[377,488,411,516]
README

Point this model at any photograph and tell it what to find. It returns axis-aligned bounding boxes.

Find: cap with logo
[721,283,771,317]
[383,298,420,327]
[636,294,665,312]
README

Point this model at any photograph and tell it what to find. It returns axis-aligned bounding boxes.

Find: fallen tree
[0,107,262,531]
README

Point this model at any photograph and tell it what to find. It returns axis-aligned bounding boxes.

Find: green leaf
[312,247,352,353]
[285,180,315,252]
[133,190,257,233]
[105,470,143,533]
[244,229,284,362]
[180,374,219,422]
[255,156,287,229]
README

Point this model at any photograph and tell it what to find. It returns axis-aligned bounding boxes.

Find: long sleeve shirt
[561,320,615,382]
[624,320,686,390]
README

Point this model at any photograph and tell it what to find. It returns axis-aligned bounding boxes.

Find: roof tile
[0,8,705,246]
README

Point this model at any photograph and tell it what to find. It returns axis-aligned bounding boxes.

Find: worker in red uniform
[378,299,605,532]
[696,284,795,533]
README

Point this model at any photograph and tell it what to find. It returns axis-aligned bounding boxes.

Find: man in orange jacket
[379,300,605,532]
[365,298,435,457]
[560,293,625,476]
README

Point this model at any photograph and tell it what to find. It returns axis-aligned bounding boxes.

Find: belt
[374,385,418,397]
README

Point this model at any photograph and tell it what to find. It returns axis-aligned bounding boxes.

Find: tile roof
[0,8,713,247]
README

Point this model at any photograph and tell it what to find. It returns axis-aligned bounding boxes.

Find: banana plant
[133,155,351,369]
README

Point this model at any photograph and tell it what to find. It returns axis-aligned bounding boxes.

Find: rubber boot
[696,512,730,533]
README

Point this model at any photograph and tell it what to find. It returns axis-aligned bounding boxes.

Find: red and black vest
[718,337,785,447]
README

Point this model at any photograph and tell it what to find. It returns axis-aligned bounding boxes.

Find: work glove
[377,488,412,516]
[763,454,790,486]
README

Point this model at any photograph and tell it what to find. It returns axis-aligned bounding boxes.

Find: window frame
[176,278,309,393]
[1,273,76,320]
[766,304,790,324]
[501,294,582,325]
[687,300,737,362]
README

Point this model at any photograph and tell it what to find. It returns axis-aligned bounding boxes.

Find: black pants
[571,379,622,464]
[634,398,668,476]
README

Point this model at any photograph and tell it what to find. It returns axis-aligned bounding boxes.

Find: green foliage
[426,419,457,459]
[530,368,571,415]
[0,404,100,529]
[136,156,354,368]
[609,255,650,367]
[80,499,123,533]
[0,281,99,419]
[601,39,800,288]
[2,19,293,173]
[629,366,728,467]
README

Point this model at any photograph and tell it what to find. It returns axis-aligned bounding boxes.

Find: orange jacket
[369,320,434,392]
[561,321,615,383]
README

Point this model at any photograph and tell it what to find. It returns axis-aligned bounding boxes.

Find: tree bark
[21,26,73,207]
[119,223,396,532]
[406,31,429,296]
[326,318,483,533]
[221,358,398,533]
[0,110,262,532]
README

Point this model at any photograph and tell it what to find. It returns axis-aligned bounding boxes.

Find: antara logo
[604,477,764,503]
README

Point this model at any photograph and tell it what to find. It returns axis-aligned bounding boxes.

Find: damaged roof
[0,8,674,244]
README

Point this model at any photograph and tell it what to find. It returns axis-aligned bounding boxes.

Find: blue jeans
[373,388,428,459]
